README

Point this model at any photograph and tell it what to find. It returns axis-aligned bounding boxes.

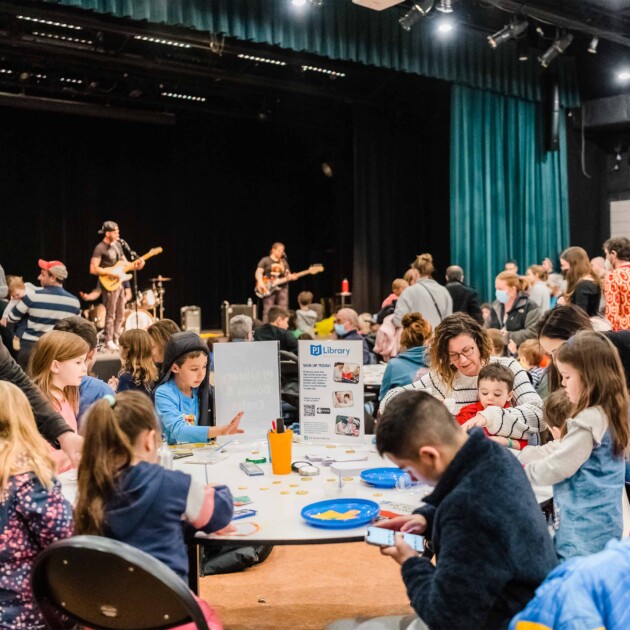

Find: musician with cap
[90,221,144,351]
[7,259,80,369]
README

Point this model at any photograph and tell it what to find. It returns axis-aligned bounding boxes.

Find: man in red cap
[90,221,144,351]
[7,259,80,369]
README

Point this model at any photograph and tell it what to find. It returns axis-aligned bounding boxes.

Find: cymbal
[149,276,172,282]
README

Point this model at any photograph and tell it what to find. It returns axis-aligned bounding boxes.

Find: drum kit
[124,276,172,330]
[85,276,173,333]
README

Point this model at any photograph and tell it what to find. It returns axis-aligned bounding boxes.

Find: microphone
[118,238,137,259]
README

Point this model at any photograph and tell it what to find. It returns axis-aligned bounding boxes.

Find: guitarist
[90,221,144,350]
[255,242,297,322]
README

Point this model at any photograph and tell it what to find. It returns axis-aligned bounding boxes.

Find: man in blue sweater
[329,391,557,630]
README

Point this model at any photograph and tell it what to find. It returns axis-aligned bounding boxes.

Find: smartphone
[239,461,264,476]
[233,508,257,520]
[365,526,424,551]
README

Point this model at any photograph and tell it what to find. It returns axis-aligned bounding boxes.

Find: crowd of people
[1,236,630,630]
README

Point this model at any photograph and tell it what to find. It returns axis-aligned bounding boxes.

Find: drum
[124,309,154,331]
[139,289,157,309]
[87,304,106,330]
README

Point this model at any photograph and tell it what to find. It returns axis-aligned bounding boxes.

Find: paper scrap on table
[311,509,360,521]
[183,454,229,465]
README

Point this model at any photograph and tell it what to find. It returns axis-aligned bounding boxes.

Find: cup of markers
[268,418,293,475]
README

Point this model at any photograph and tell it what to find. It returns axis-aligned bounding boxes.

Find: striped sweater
[380,356,544,441]
[7,286,80,342]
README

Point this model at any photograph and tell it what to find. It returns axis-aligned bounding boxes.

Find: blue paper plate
[360,467,406,489]
[301,498,380,529]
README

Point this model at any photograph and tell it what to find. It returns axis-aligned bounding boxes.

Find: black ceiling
[0,0,628,125]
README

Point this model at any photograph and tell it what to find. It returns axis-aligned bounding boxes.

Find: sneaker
[105,340,119,351]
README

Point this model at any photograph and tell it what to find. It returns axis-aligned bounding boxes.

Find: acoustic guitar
[255,264,324,299]
[99,247,163,292]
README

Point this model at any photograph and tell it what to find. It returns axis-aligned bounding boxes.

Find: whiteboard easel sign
[213,341,281,437]
[299,340,364,443]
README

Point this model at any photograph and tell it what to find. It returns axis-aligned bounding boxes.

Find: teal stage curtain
[450,84,570,302]
[45,0,580,106]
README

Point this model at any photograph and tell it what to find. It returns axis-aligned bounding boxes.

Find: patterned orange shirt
[604,264,630,331]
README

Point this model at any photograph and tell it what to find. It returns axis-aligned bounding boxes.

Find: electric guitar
[99,247,163,292]
[255,264,324,299]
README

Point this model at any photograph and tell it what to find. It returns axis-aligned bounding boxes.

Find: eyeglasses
[448,345,476,362]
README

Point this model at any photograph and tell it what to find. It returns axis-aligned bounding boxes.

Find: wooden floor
[200,542,413,630]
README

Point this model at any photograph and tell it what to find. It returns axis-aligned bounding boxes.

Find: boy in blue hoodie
[154,331,244,444]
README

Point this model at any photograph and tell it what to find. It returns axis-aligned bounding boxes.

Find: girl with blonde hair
[29,330,88,472]
[0,381,73,629]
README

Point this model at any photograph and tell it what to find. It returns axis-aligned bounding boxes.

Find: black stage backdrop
[0,94,451,328]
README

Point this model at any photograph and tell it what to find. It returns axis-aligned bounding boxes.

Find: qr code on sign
[304,404,315,417]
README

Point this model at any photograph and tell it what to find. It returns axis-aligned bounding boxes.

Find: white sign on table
[213,341,281,437]
[298,339,364,443]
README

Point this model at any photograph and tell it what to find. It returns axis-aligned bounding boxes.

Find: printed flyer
[298,339,365,443]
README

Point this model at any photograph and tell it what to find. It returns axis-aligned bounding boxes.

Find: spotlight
[399,0,434,32]
[538,31,573,68]
[617,70,630,82]
[587,37,599,54]
[292,0,306,5]
[488,17,528,49]
[435,0,452,13]
[517,36,529,61]
[437,18,454,33]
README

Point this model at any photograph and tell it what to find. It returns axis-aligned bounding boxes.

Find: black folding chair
[31,535,210,630]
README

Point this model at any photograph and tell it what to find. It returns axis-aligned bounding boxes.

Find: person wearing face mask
[488,271,541,347]
[603,236,630,332]
[333,308,372,364]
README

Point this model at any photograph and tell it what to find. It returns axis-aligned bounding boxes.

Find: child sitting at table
[112,329,158,396]
[74,391,233,630]
[29,330,88,472]
[0,381,73,629]
[456,363,528,450]
[153,331,244,444]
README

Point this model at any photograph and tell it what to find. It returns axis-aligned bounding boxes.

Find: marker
[277,417,285,434]
[271,419,277,432]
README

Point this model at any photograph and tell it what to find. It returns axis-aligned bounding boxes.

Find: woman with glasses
[381,313,544,444]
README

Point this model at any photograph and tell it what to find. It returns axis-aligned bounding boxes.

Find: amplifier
[180,306,201,334]
[221,301,257,336]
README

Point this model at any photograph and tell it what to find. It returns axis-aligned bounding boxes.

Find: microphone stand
[119,238,140,329]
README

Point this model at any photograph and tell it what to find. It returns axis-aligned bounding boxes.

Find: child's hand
[217,411,245,436]
[380,532,420,566]
[378,514,427,535]
[461,413,487,430]
[507,340,517,355]
[108,376,119,391]
[0,317,6,328]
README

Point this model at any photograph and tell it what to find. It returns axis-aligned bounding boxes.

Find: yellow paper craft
[312,509,361,521]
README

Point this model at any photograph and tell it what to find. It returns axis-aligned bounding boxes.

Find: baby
[456,363,528,450]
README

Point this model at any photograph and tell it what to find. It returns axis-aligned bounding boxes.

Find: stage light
[538,31,573,68]
[399,0,434,32]
[437,18,454,33]
[32,31,93,45]
[133,35,191,49]
[292,0,307,5]
[588,37,599,54]
[17,15,83,30]
[161,91,206,102]
[517,36,529,61]
[487,17,528,49]
[435,0,452,13]
[301,64,346,78]
[617,70,630,82]
[237,53,287,66]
